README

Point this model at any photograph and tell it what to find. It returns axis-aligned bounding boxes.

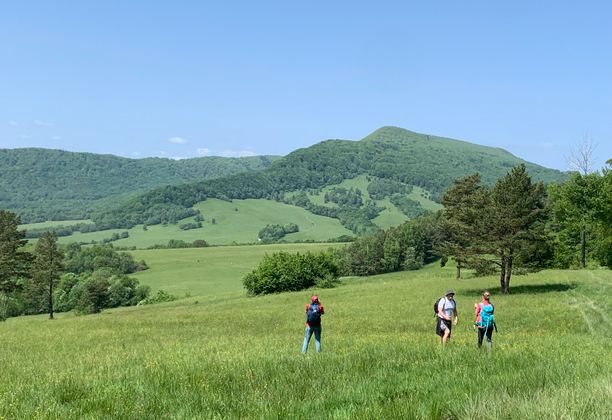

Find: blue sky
[1,1,611,170]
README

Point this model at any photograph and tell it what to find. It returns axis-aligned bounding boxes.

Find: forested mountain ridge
[0,148,279,222]
[92,126,567,229]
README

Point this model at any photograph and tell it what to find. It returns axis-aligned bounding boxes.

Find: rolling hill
[91,127,566,231]
[0,148,280,222]
[7,127,568,245]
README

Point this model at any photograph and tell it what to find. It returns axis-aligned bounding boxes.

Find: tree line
[0,148,278,223]
[244,162,611,296]
[0,210,152,320]
[341,163,611,293]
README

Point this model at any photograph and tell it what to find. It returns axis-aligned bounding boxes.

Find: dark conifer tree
[31,231,64,319]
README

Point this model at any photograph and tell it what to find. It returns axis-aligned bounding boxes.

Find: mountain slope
[93,126,566,229]
[0,148,280,222]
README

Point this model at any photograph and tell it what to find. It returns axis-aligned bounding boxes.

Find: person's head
[482,291,491,301]
[311,295,319,304]
[445,289,455,300]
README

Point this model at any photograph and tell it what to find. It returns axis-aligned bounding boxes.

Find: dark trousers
[477,325,494,347]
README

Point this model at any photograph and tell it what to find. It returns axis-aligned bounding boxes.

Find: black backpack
[307,303,321,325]
[433,297,443,317]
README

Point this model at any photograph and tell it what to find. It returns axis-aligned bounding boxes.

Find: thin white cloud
[539,142,556,150]
[51,135,61,140]
[196,148,211,156]
[220,149,257,158]
[34,119,54,127]
[131,151,141,157]
[168,136,187,144]
[20,134,30,140]
[159,150,168,156]
[8,120,18,126]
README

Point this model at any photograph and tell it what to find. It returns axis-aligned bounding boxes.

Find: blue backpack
[306,303,321,325]
[478,303,495,328]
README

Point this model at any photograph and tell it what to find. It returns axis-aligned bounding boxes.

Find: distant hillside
[93,127,566,232]
[0,148,280,222]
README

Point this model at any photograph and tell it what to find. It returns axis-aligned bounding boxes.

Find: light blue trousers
[301,325,321,353]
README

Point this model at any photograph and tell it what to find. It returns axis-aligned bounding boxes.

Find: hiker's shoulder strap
[437,297,445,311]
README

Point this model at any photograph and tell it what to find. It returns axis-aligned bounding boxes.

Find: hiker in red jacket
[301,295,325,353]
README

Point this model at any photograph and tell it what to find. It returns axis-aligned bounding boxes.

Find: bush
[76,275,110,314]
[107,275,150,307]
[0,293,24,321]
[243,251,338,295]
[138,289,177,305]
[258,223,300,243]
[315,274,340,289]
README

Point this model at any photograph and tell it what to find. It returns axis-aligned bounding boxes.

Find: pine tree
[0,210,32,294]
[31,231,64,319]
[441,173,489,279]
[489,165,546,293]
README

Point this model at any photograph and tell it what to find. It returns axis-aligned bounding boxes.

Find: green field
[29,178,442,248]
[1,243,610,418]
[53,199,353,247]
[129,243,343,297]
[302,175,443,229]
[19,220,90,230]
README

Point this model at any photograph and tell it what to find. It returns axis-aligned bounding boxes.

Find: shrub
[138,289,177,305]
[107,275,150,307]
[258,223,300,243]
[315,274,340,289]
[0,293,24,321]
[76,275,110,314]
[243,251,338,295]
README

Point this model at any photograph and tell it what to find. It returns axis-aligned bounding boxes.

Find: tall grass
[0,264,610,419]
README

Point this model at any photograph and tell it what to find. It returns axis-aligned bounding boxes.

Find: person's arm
[453,306,459,326]
[319,305,325,315]
[474,303,480,323]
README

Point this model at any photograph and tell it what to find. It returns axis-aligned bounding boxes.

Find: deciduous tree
[548,172,603,268]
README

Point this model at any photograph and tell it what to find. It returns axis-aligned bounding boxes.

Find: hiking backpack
[433,297,453,317]
[478,303,495,328]
[433,298,442,317]
[306,303,321,325]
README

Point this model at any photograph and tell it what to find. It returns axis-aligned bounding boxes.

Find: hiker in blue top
[474,290,496,352]
[301,295,325,353]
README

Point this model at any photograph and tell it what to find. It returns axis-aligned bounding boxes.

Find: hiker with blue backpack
[474,291,497,351]
[301,295,325,353]
[435,289,458,345]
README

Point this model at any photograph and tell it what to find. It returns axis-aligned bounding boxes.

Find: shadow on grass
[461,283,577,296]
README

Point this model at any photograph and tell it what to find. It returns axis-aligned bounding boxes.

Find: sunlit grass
[1,262,610,418]
[129,243,343,296]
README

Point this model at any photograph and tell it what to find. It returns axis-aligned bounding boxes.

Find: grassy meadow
[1,243,610,419]
[129,243,343,297]
[24,176,442,248]
[47,199,353,248]
[301,175,443,231]
[18,220,91,230]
